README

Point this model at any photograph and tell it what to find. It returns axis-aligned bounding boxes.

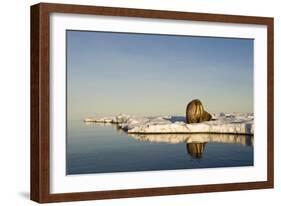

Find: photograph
[30,3,274,202]
[66,30,254,175]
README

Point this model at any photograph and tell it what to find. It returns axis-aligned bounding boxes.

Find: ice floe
[84,113,254,135]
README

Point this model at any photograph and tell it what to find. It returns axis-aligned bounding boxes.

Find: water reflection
[186,143,206,159]
[68,121,254,174]
[128,133,253,159]
[84,122,253,160]
[128,133,253,146]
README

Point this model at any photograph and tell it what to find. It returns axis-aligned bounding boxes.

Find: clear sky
[67,30,253,120]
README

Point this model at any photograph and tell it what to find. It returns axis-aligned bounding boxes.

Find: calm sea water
[66,120,253,175]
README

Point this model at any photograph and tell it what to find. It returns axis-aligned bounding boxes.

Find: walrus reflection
[186,142,207,159]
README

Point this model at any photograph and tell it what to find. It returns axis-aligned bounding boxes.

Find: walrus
[186,99,212,123]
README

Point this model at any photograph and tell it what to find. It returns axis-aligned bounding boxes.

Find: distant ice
[84,113,254,135]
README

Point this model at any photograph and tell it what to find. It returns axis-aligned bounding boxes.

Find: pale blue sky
[67,30,253,120]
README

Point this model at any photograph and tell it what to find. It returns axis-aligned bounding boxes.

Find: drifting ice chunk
[84,113,254,135]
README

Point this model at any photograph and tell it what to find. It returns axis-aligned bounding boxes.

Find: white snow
[84,113,254,135]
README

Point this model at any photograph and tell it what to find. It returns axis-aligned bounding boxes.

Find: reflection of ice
[128,133,253,146]
[129,133,253,159]
[83,122,253,160]
[84,113,254,135]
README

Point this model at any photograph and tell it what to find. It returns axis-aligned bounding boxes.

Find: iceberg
[84,113,254,135]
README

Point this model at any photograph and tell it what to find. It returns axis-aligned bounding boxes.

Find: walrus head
[186,99,212,123]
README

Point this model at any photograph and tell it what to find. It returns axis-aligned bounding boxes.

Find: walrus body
[186,99,212,123]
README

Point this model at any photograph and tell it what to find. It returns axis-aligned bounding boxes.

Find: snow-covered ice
[84,113,254,135]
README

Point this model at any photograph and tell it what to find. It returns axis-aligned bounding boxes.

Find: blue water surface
[66,120,253,174]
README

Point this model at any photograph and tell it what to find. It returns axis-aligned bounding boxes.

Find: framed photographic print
[30,3,274,203]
